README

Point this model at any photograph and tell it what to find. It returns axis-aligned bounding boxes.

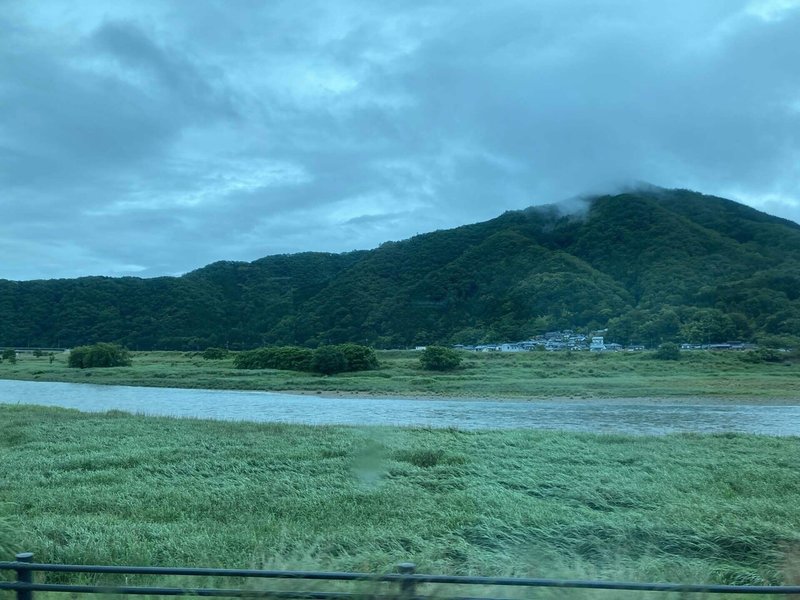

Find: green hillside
[2,188,799,350]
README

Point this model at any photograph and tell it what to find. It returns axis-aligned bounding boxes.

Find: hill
[2,188,799,349]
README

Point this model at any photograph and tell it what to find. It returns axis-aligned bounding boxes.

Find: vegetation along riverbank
[0,405,798,586]
[1,348,798,401]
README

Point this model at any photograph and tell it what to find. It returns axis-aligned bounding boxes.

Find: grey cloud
[90,20,237,118]
[344,212,411,226]
[1,17,235,185]
[2,1,799,280]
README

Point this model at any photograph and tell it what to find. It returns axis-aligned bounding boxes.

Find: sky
[2,0,800,281]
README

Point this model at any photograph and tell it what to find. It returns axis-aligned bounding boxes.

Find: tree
[653,342,681,361]
[68,343,131,368]
[419,346,462,371]
[311,346,348,375]
[679,309,735,344]
[1,349,16,364]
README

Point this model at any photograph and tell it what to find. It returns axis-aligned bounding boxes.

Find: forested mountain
[2,188,800,349]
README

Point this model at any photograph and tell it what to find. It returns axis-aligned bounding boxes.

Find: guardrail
[2,553,800,599]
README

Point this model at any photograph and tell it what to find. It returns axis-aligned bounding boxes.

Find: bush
[202,347,229,360]
[336,344,379,371]
[311,346,349,375]
[653,342,681,360]
[233,349,261,369]
[756,334,799,349]
[68,343,132,368]
[234,347,313,371]
[419,346,462,371]
[234,344,378,374]
[740,348,784,363]
[1,349,16,364]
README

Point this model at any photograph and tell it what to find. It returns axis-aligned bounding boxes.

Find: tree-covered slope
[2,188,799,349]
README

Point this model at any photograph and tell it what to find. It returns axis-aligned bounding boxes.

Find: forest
[2,188,799,350]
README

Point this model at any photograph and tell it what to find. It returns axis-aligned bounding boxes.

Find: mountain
[2,188,800,349]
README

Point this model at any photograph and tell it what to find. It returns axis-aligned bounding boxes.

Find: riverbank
[1,405,799,585]
[283,388,800,405]
[1,349,798,401]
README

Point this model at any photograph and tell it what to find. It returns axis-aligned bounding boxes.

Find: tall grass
[1,405,798,588]
[0,504,19,558]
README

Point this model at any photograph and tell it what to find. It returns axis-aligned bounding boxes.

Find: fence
[2,553,800,599]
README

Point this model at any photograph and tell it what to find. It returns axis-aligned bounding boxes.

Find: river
[1,379,798,435]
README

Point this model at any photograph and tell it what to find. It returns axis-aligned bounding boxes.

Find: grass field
[1,349,799,400]
[1,405,799,589]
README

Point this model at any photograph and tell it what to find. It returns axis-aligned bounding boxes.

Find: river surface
[1,379,798,435]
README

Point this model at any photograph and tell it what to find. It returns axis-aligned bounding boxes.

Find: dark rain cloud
[1,0,799,280]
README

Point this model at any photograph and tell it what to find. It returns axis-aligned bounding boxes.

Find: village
[450,330,759,353]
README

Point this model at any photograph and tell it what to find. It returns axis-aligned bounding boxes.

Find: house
[475,344,500,352]
[499,343,524,352]
[590,336,606,352]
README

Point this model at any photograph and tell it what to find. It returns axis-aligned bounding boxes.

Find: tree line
[1,189,799,350]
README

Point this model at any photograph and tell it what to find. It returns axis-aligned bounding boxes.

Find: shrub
[201,347,229,360]
[311,346,348,375]
[234,347,313,371]
[234,344,378,373]
[419,346,462,371]
[233,349,263,369]
[740,348,783,363]
[1,349,16,364]
[653,342,681,361]
[336,343,379,371]
[68,343,131,368]
[757,334,798,349]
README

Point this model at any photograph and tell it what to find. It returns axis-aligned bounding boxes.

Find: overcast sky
[2,0,799,280]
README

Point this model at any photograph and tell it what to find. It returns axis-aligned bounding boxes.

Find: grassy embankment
[1,349,799,400]
[1,405,799,591]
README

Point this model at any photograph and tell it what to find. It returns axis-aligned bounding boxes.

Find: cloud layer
[2,0,799,279]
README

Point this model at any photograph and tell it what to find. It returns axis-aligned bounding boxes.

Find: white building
[590,336,606,352]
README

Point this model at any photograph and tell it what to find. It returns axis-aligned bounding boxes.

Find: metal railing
[2,552,800,599]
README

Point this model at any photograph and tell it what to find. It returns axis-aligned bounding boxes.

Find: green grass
[1,349,799,400]
[0,504,17,559]
[1,405,799,589]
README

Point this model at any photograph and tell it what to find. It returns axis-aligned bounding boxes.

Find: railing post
[397,562,416,600]
[14,552,33,600]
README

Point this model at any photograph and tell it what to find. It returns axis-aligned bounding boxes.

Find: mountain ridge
[2,188,799,349]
